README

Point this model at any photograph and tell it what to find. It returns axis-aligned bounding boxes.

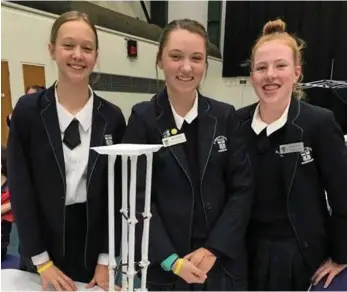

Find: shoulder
[202,95,235,117]
[236,102,258,122]
[298,100,336,126]
[95,93,125,122]
[130,95,157,119]
[11,91,46,124]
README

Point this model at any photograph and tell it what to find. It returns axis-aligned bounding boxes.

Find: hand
[172,258,207,284]
[86,264,121,291]
[312,258,347,288]
[38,261,77,291]
[184,248,217,274]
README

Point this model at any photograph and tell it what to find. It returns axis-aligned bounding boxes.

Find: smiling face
[251,40,301,106]
[49,19,98,84]
[157,29,206,95]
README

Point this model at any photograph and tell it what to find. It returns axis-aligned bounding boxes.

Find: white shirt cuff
[97,253,109,266]
[31,251,50,266]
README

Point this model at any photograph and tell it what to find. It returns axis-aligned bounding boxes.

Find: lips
[176,76,194,82]
[262,84,281,91]
[68,64,86,71]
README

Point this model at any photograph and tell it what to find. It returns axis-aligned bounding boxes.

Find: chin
[173,83,198,94]
[68,73,89,84]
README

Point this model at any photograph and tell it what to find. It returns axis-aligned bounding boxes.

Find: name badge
[162,133,187,147]
[279,142,304,155]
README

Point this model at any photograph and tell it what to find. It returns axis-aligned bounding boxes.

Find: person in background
[26,85,46,95]
[8,10,125,291]
[1,145,14,260]
[237,18,347,291]
[6,85,46,128]
[122,19,253,291]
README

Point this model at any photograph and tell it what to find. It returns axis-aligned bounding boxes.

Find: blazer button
[205,202,212,210]
[291,214,297,222]
[303,241,309,248]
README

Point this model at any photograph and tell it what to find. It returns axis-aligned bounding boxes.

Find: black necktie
[63,119,81,150]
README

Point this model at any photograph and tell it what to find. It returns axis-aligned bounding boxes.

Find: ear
[250,71,255,85]
[157,59,163,70]
[48,43,56,60]
[294,64,302,83]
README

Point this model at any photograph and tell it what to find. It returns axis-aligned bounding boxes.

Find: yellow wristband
[37,261,53,274]
[173,258,184,275]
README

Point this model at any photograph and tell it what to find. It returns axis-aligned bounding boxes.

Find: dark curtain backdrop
[222,1,346,82]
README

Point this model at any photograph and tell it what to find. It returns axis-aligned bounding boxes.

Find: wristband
[161,253,179,272]
[173,258,184,275]
[37,261,53,274]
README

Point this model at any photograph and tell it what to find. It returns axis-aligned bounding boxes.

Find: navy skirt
[248,236,312,291]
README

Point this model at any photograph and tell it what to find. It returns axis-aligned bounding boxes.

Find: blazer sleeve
[100,108,126,258]
[314,111,347,264]
[204,106,254,260]
[122,106,177,264]
[7,98,46,258]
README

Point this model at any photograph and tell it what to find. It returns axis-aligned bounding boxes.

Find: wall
[87,0,151,22]
[168,1,208,31]
[1,3,258,121]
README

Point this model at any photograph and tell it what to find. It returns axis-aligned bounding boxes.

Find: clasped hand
[173,248,217,284]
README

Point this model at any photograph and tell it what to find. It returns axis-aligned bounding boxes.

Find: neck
[167,87,196,117]
[259,97,291,124]
[56,79,90,115]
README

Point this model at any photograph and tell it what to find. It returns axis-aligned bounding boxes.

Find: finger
[63,274,77,291]
[184,252,194,260]
[86,277,96,288]
[51,279,63,292]
[60,272,77,291]
[190,252,205,267]
[190,273,206,284]
[58,276,75,291]
[41,278,48,291]
[314,269,330,286]
[324,271,337,288]
[191,265,207,280]
[99,281,109,291]
[312,264,329,280]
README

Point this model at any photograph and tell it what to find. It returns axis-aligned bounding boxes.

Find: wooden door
[22,64,46,93]
[1,61,13,146]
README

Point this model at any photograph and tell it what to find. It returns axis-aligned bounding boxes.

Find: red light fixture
[127,39,137,59]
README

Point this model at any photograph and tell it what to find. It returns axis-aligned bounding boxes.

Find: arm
[1,202,11,215]
[7,98,47,260]
[314,111,347,264]
[122,106,176,264]
[204,107,254,260]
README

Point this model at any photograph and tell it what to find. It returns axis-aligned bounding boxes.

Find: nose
[266,66,277,80]
[181,58,192,73]
[72,46,83,60]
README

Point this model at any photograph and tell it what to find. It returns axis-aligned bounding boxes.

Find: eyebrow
[60,37,94,44]
[255,59,288,65]
[168,49,204,55]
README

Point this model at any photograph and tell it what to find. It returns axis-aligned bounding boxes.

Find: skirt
[248,236,312,291]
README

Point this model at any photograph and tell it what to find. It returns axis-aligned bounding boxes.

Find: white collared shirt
[32,85,108,266]
[170,91,198,130]
[55,87,93,206]
[251,102,290,136]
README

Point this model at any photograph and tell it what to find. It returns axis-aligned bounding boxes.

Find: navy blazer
[122,88,253,283]
[237,97,347,274]
[7,84,126,270]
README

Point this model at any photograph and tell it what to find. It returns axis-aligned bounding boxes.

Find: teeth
[69,65,84,70]
[177,76,193,81]
[264,84,280,90]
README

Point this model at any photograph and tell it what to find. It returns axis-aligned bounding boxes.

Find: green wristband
[160,253,179,272]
